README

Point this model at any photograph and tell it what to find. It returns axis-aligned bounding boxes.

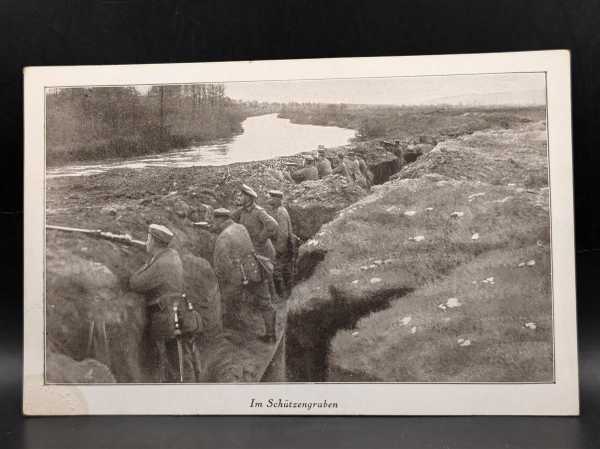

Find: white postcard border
[24,50,578,415]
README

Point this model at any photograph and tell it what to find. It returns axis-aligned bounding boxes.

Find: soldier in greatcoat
[231,184,279,262]
[316,146,332,178]
[212,208,277,343]
[129,224,195,382]
[267,190,295,299]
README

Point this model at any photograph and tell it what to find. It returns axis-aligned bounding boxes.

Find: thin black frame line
[45,70,547,91]
[45,381,557,385]
[42,71,555,386]
[545,71,556,382]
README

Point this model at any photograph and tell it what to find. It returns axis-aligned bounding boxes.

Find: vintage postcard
[23,50,578,415]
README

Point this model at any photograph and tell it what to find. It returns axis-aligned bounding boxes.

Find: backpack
[240,252,263,285]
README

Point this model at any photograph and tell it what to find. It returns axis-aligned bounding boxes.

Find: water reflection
[47,114,356,178]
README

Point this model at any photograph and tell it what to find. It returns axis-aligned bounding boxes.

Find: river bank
[46,85,280,166]
[47,114,356,177]
[45,106,548,383]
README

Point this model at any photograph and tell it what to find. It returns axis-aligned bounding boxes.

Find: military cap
[213,208,231,217]
[240,183,258,199]
[303,154,314,161]
[268,190,283,198]
[317,148,326,154]
[148,224,174,244]
[318,144,326,150]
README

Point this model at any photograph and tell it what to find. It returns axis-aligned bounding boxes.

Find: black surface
[2,0,599,447]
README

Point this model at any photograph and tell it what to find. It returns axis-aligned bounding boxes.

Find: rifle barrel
[46,225,102,234]
[47,224,145,248]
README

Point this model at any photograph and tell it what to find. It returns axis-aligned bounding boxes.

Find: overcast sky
[136,72,546,106]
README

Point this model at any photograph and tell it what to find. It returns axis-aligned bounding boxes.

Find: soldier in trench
[212,208,277,343]
[331,152,353,181]
[129,224,196,382]
[346,150,369,189]
[267,189,296,300]
[288,154,319,182]
[316,146,332,178]
[353,151,374,189]
[231,183,278,263]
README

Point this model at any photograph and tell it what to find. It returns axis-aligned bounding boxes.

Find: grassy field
[288,119,552,382]
[280,104,545,141]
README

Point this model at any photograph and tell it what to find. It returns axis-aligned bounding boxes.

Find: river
[47,114,356,178]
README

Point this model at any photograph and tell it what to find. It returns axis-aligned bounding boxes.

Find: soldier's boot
[283,264,294,299]
[259,309,277,344]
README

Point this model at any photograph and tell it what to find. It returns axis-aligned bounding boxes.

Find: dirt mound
[394,122,548,186]
[284,175,367,240]
[46,222,224,382]
[46,351,116,383]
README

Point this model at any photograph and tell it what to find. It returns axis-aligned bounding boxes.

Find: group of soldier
[287,144,373,189]
[128,184,296,382]
[128,144,371,382]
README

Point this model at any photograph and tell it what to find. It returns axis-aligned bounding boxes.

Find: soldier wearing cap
[337,150,366,189]
[212,208,277,343]
[316,146,332,178]
[355,152,373,189]
[289,155,319,183]
[231,184,279,262]
[332,151,353,181]
[267,190,295,299]
[129,224,195,382]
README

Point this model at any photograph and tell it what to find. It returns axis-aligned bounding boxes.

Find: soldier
[129,224,195,382]
[212,208,277,343]
[346,150,369,189]
[316,146,332,178]
[289,155,319,182]
[353,151,373,189]
[332,152,353,181]
[267,190,295,299]
[231,184,279,262]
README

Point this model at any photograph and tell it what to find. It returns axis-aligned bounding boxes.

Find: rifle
[46,225,146,249]
[172,304,185,383]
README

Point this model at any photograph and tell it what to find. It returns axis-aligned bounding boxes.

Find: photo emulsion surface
[44,73,553,385]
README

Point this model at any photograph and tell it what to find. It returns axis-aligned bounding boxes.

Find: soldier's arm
[129,259,165,293]
[257,208,279,242]
[230,207,243,222]
[331,163,344,174]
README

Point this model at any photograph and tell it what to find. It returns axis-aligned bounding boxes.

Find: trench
[369,158,403,185]
[285,285,412,382]
[281,153,412,382]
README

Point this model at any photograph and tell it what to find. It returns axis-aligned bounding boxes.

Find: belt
[147,302,162,314]
[146,293,183,313]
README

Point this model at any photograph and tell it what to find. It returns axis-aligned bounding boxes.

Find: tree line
[46,84,252,165]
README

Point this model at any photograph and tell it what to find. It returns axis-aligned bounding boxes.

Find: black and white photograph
[23,52,578,415]
[43,73,553,385]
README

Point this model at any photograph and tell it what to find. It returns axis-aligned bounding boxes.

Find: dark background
[1,0,599,447]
